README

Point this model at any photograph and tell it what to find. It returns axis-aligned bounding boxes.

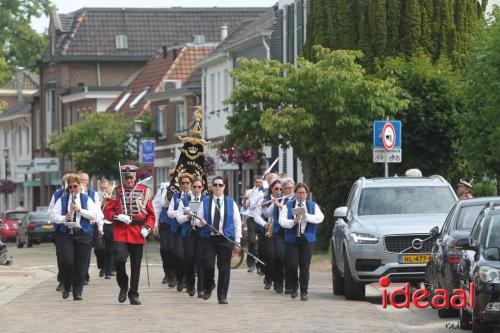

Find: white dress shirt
[50,192,102,230]
[196,195,242,244]
[253,195,279,227]
[167,191,192,219]
[176,194,203,224]
[247,187,264,218]
[279,200,324,234]
[83,189,103,226]
[153,185,169,227]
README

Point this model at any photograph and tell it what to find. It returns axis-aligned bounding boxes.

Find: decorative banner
[167,107,210,201]
[141,139,155,165]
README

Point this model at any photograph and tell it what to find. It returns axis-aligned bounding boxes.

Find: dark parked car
[425,197,500,318]
[16,212,54,248]
[456,205,500,333]
[0,210,28,241]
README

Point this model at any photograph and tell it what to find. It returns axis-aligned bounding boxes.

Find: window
[223,69,229,100]
[175,103,186,132]
[129,87,149,109]
[45,89,55,144]
[115,35,128,49]
[18,129,22,156]
[209,73,215,112]
[217,71,221,111]
[65,105,72,127]
[456,205,485,231]
[114,91,131,112]
[34,109,41,149]
[155,105,166,138]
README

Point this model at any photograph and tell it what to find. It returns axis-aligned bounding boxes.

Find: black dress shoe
[264,281,272,290]
[187,288,196,297]
[177,282,184,292]
[285,288,292,294]
[247,266,256,273]
[99,269,105,278]
[118,289,128,303]
[105,275,111,279]
[168,278,177,288]
[300,293,308,301]
[56,282,64,292]
[218,298,228,304]
[203,284,215,300]
[291,290,298,299]
[162,276,168,284]
[73,292,83,301]
[62,290,70,299]
[275,285,284,294]
[129,295,141,305]
[197,291,205,299]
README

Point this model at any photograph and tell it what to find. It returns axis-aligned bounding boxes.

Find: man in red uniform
[104,165,155,305]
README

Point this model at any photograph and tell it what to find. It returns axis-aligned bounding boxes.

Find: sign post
[373,120,402,177]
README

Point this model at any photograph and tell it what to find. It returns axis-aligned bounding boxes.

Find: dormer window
[116,35,128,49]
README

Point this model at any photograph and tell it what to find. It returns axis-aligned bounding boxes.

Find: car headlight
[350,232,379,244]
[479,266,500,284]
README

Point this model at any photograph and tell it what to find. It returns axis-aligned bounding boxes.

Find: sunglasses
[192,185,202,189]
[69,185,79,189]
[181,181,191,185]
[296,191,307,195]
[213,183,224,188]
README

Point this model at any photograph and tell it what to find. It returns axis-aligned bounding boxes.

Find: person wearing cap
[458,180,474,200]
[103,165,155,305]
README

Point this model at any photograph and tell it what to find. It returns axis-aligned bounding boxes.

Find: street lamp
[133,119,146,161]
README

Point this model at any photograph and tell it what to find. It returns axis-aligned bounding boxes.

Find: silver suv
[332,176,457,300]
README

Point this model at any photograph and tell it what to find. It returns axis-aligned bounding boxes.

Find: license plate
[486,302,500,312]
[398,255,430,264]
[42,224,53,229]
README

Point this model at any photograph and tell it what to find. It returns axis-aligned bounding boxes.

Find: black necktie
[71,195,77,222]
[213,198,221,231]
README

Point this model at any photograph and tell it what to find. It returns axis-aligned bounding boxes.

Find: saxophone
[265,216,273,238]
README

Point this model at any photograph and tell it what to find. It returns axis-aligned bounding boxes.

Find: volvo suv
[332,176,457,300]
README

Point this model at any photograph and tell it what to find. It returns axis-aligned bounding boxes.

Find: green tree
[459,8,500,188]
[226,46,408,249]
[50,113,134,177]
[0,0,53,83]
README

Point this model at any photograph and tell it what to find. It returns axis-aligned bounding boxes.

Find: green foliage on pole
[50,113,134,177]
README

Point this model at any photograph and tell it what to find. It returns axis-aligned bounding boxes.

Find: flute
[250,194,293,209]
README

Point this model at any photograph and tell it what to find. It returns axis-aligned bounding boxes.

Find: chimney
[16,67,24,103]
[162,45,168,59]
[221,24,228,40]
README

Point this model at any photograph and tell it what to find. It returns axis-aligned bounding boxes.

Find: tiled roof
[45,7,268,60]
[213,9,275,53]
[1,71,39,90]
[108,44,215,114]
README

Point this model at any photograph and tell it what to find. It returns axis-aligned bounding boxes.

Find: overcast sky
[31,0,500,33]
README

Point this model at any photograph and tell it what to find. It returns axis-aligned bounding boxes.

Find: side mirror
[429,226,440,238]
[333,206,348,219]
[455,237,477,251]
[484,247,500,261]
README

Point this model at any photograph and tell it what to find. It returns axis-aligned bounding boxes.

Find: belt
[66,227,84,235]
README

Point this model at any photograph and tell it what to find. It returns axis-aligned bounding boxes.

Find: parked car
[332,176,457,300]
[425,197,500,318]
[0,210,28,242]
[457,204,500,333]
[16,211,54,248]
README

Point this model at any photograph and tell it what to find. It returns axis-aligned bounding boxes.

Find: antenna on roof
[162,46,168,59]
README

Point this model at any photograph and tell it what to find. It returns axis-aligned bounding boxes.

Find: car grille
[384,234,433,254]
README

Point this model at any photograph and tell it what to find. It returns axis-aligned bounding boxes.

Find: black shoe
[56,282,64,292]
[247,266,256,273]
[285,288,292,294]
[129,294,141,305]
[300,293,308,301]
[291,290,298,299]
[99,269,105,278]
[62,290,70,299]
[218,298,228,304]
[73,292,83,301]
[118,289,127,303]
[177,282,184,292]
[187,287,196,297]
[275,285,284,294]
[83,280,89,286]
[168,278,177,288]
[105,275,111,279]
[203,284,215,300]
[110,272,116,277]
[162,276,168,284]
[197,291,205,299]
[257,269,264,276]
[265,281,272,290]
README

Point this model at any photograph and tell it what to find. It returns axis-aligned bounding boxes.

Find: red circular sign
[382,123,396,151]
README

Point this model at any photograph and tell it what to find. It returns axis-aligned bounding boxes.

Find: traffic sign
[373,120,402,149]
[382,122,396,150]
[141,139,155,165]
[373,148,402,163]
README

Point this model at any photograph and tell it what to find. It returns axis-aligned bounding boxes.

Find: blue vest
[87,188,97,202]
[200,196,235,239]
[274,196,293,234]
[58,193,92,234]
[170,192,190,233]
[52,188,65,232]
[158,189,169,224]
[284,199,317,243]
[181,194,206,237]
[257,194,272,235]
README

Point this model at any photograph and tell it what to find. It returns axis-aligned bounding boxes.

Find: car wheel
[424,263,434,300]
[436,278,458,318]
[27,234,33,248]
[472,296,493,333]
[331,242,345,295]
[459,307,472,330]
[16,234,24,248]
[343,251,365,300]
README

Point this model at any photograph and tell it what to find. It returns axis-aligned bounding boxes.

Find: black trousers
[103,224,115,276]
[183,231,203,291]
[272,233,286,288]
[259,235,273,283]
[159,223,173,279]
[54,232,64,282]
[171,229,184,284]
[246,217,258,268]
[93,225,105,271]
[285,237,313,294]
[60,232,92,294]
[201,236,232,300]
[114,242,143,296]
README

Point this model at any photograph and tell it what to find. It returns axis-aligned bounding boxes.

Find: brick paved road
[0,243,461,333]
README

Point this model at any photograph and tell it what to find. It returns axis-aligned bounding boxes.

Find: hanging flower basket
[0,180,16,194]
[205,156,216,175]
[218,147,258,165]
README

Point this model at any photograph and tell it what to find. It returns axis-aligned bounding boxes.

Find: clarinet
[69,194,77,234]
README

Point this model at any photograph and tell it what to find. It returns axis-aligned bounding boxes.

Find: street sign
[34,158,59,173]
[14,160,35,174]
[141,139,155,165]
[373,120,401,149]
[373,148,402,163]
[382,122,396,150]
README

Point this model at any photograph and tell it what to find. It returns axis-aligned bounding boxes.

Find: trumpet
[101,181,116,208]
[250,194,293,209]
[292,206,306,237]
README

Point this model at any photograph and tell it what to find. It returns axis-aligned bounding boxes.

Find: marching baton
[183,208,266,266]
[142,227,151,288]
[118,162,128,215]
